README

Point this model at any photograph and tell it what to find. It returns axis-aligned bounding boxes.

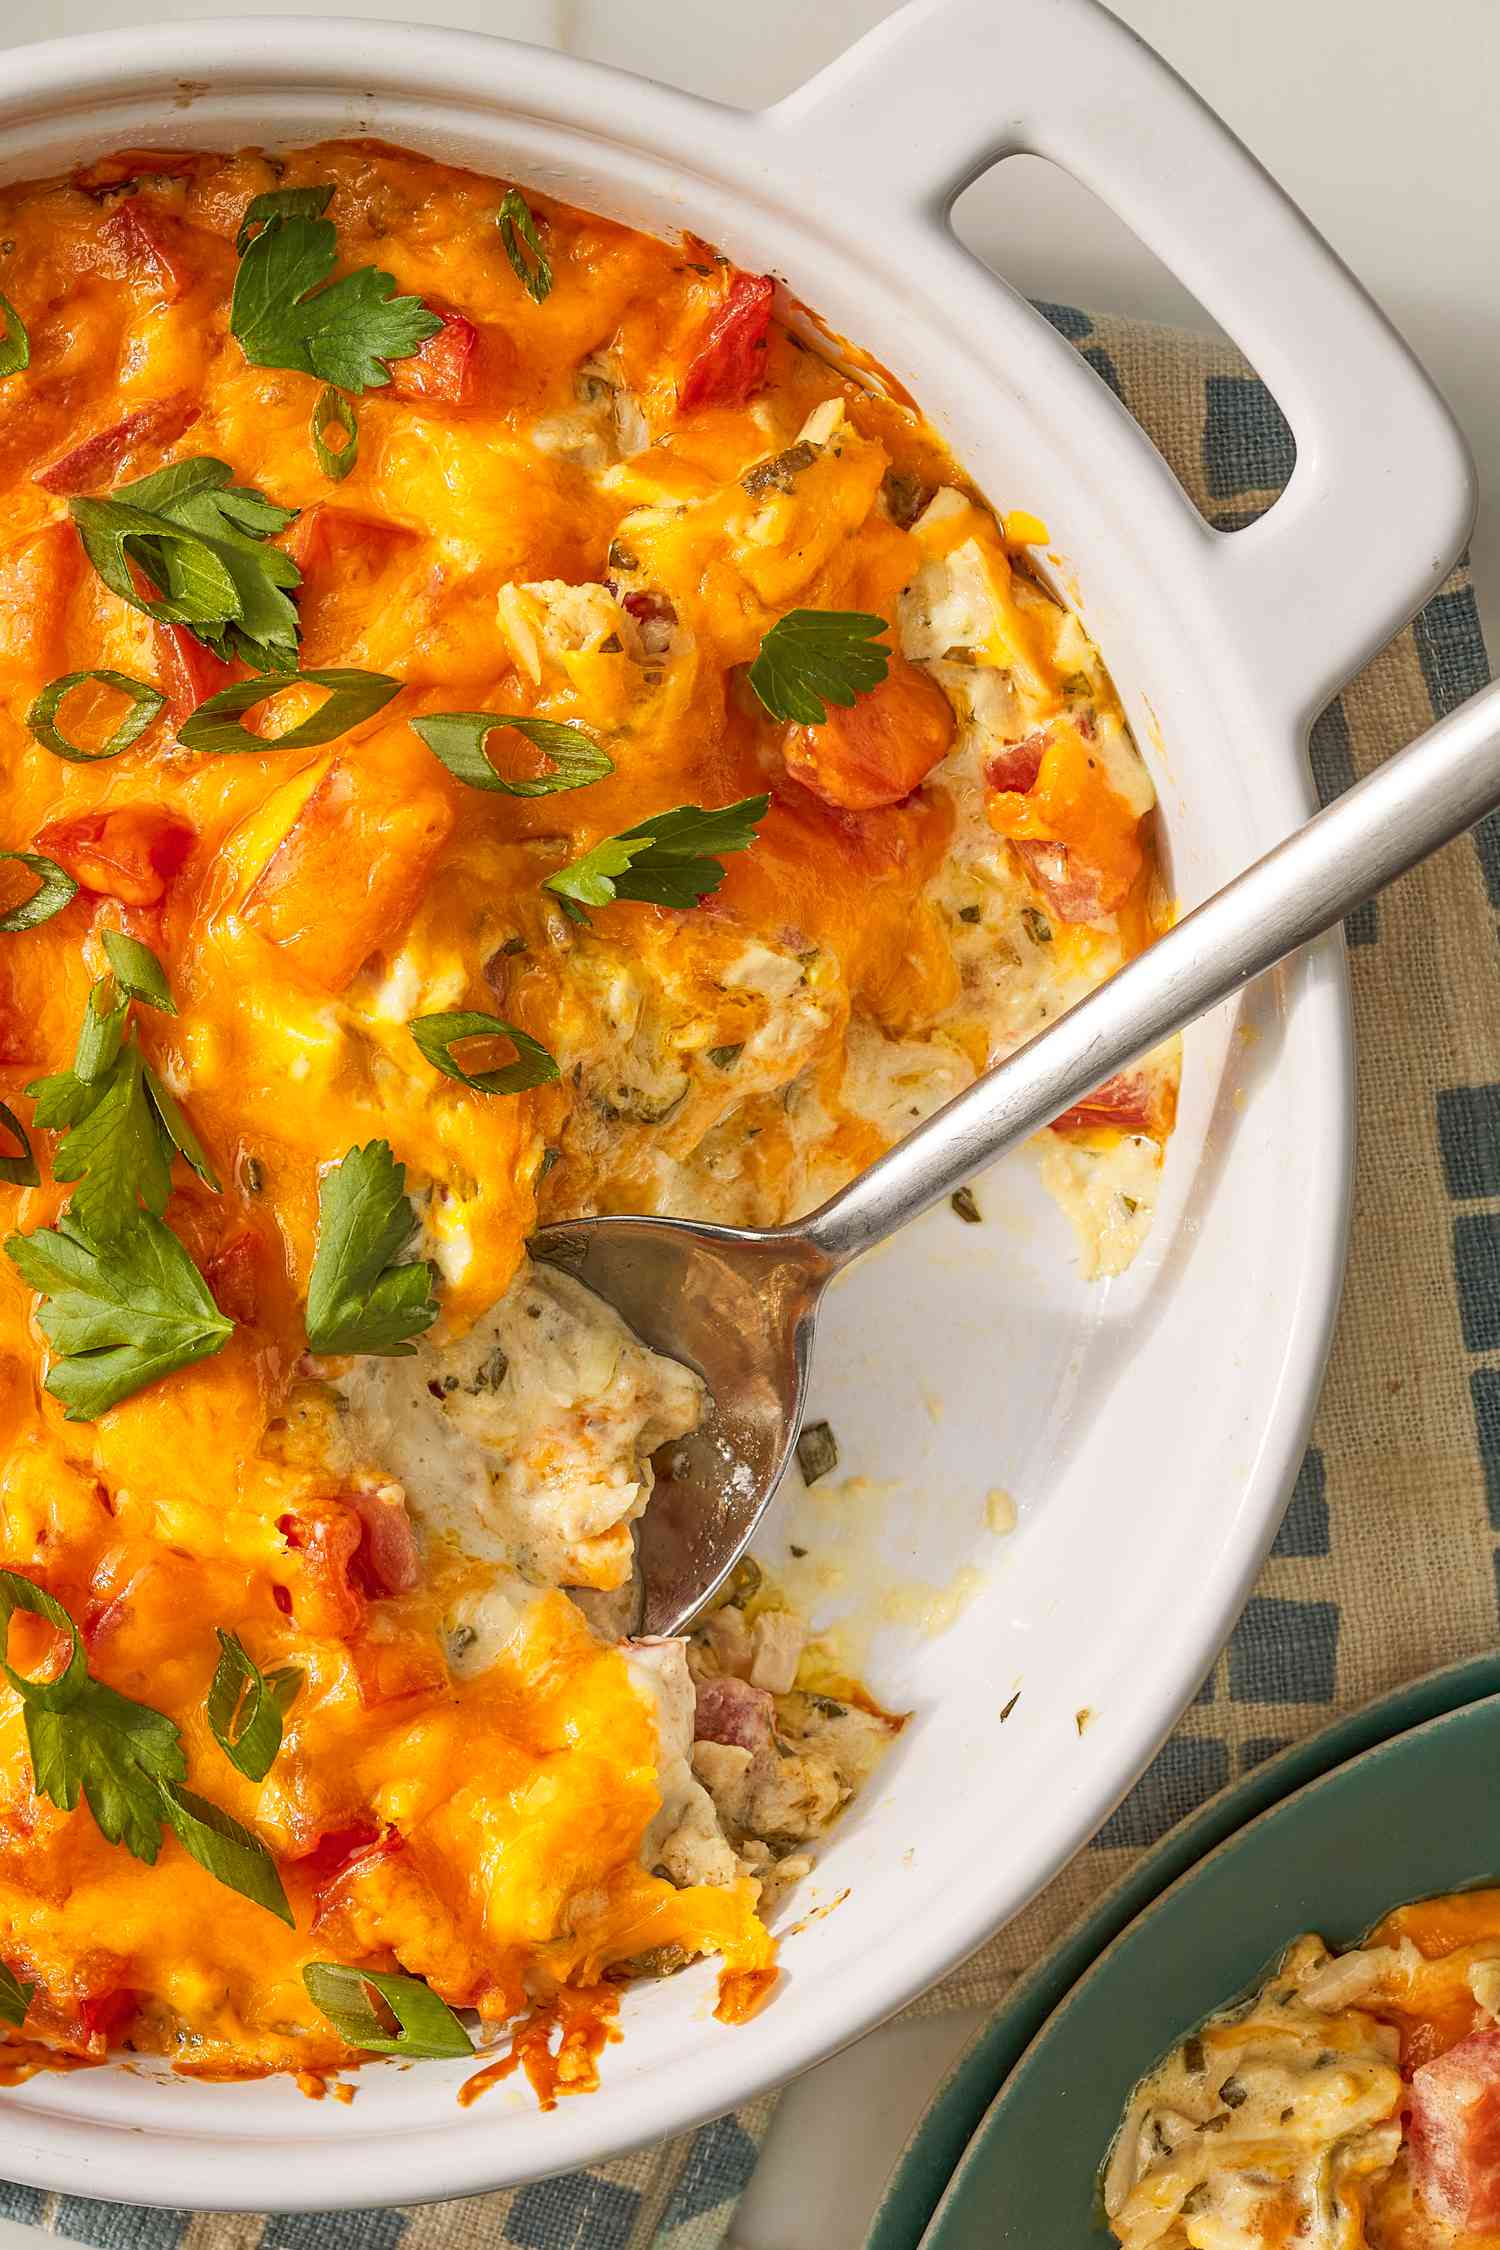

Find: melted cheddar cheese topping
[0,140,1172,2083]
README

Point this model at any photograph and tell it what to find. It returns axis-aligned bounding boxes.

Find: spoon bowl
[538,678,1500,1638]
[532,1215,830,1633]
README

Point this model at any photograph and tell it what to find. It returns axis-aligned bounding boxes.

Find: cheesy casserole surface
[0,140,1174,2086]
[1106,1895,1500,2250]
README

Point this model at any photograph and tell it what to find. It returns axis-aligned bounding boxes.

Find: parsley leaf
[231,214,442,393]
[3,1210,233,1420]
[27,970,219,1239]
[544,795,769,915]
[0,1960,32,2029]
[409,1011,559,1096]
[305,1141,438,1358]
[70,457,302,671]
[207,1629,302,1783]
[0,1571,291,1921]
[303,1962,474,2059]
[53,1044,174,1239]
[747,609,891,725]
[497,189,553,305]
[0,1568,185,1862]
[236,182,335,256]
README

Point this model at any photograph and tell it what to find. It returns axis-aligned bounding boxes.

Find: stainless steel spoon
[534,679,1500,1634]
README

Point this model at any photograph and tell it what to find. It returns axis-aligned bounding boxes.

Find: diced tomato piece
[679,272,775,413]
[153,620,236,727]
[100,200,198,302]
[34,396,200,496]
[76,1987,136,2053]
[693,1674,776,1754]
[293,1818,385,1879]
[35,807,195,907]
[387,303,479,405]
[1410,2027,1500,2231]
[73,150,199,198]
[985,730,1048,796]
[276,1505,365,1638]
[987,717,1144,924]
[203,1231,264,1328]
[1010,838,1109,925]
[783,657,955,812]
[1050,1070,1174,1141]
[345,1484,420,1597]
[309,1829,404,1925]
[239,755,453,992]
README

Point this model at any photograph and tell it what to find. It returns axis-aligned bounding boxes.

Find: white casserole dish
[0,0,1474,2208]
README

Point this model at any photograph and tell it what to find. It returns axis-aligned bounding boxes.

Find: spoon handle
[797,677,1500,1269]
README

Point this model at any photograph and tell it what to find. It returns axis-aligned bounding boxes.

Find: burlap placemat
[3,304,1492,2250]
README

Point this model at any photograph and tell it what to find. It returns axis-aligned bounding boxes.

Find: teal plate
[867,1651,1500,2250]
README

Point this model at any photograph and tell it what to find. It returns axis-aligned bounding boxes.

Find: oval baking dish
[0,0,1474,2209]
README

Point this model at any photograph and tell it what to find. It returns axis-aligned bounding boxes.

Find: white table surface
[0,2,1494,2243]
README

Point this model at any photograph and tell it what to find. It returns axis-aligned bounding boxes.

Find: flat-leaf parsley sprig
[5,1210,233,1422]
[27,941,217,1242]
[6,942,229,1418]
[304,1141,439,1359]
[545,796,769,920]
[747,609,890,726]
[231,191,442,392]
[0,1569,291,1923]
[70,457,303,672]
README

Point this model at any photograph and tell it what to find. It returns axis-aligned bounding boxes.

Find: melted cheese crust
[0,140,1172,2082]
[1106,1895,1500,2250]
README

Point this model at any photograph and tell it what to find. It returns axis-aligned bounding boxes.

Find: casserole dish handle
[768,0,1476,727]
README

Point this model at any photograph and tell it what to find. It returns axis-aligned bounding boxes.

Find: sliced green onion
[706,1044,743,1070]
[409,1010,559,1097]
[795,1419,838,1487]
[410,712,612,797]
[0,1103,38,1188]
[312,385,358,481]
[949,1186,982,1225]
[178,668,400,754]
[100,929,175,1015]
[160,1783,293,1925]
[26,670,165,763]
[0,852,76,935]
[206,1629,302,1783]
[303,1961,474,2059]
[0,1568,87,1711]
[497,189,553,304]
[142,1064,221,1193]
[0,292,29,380]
